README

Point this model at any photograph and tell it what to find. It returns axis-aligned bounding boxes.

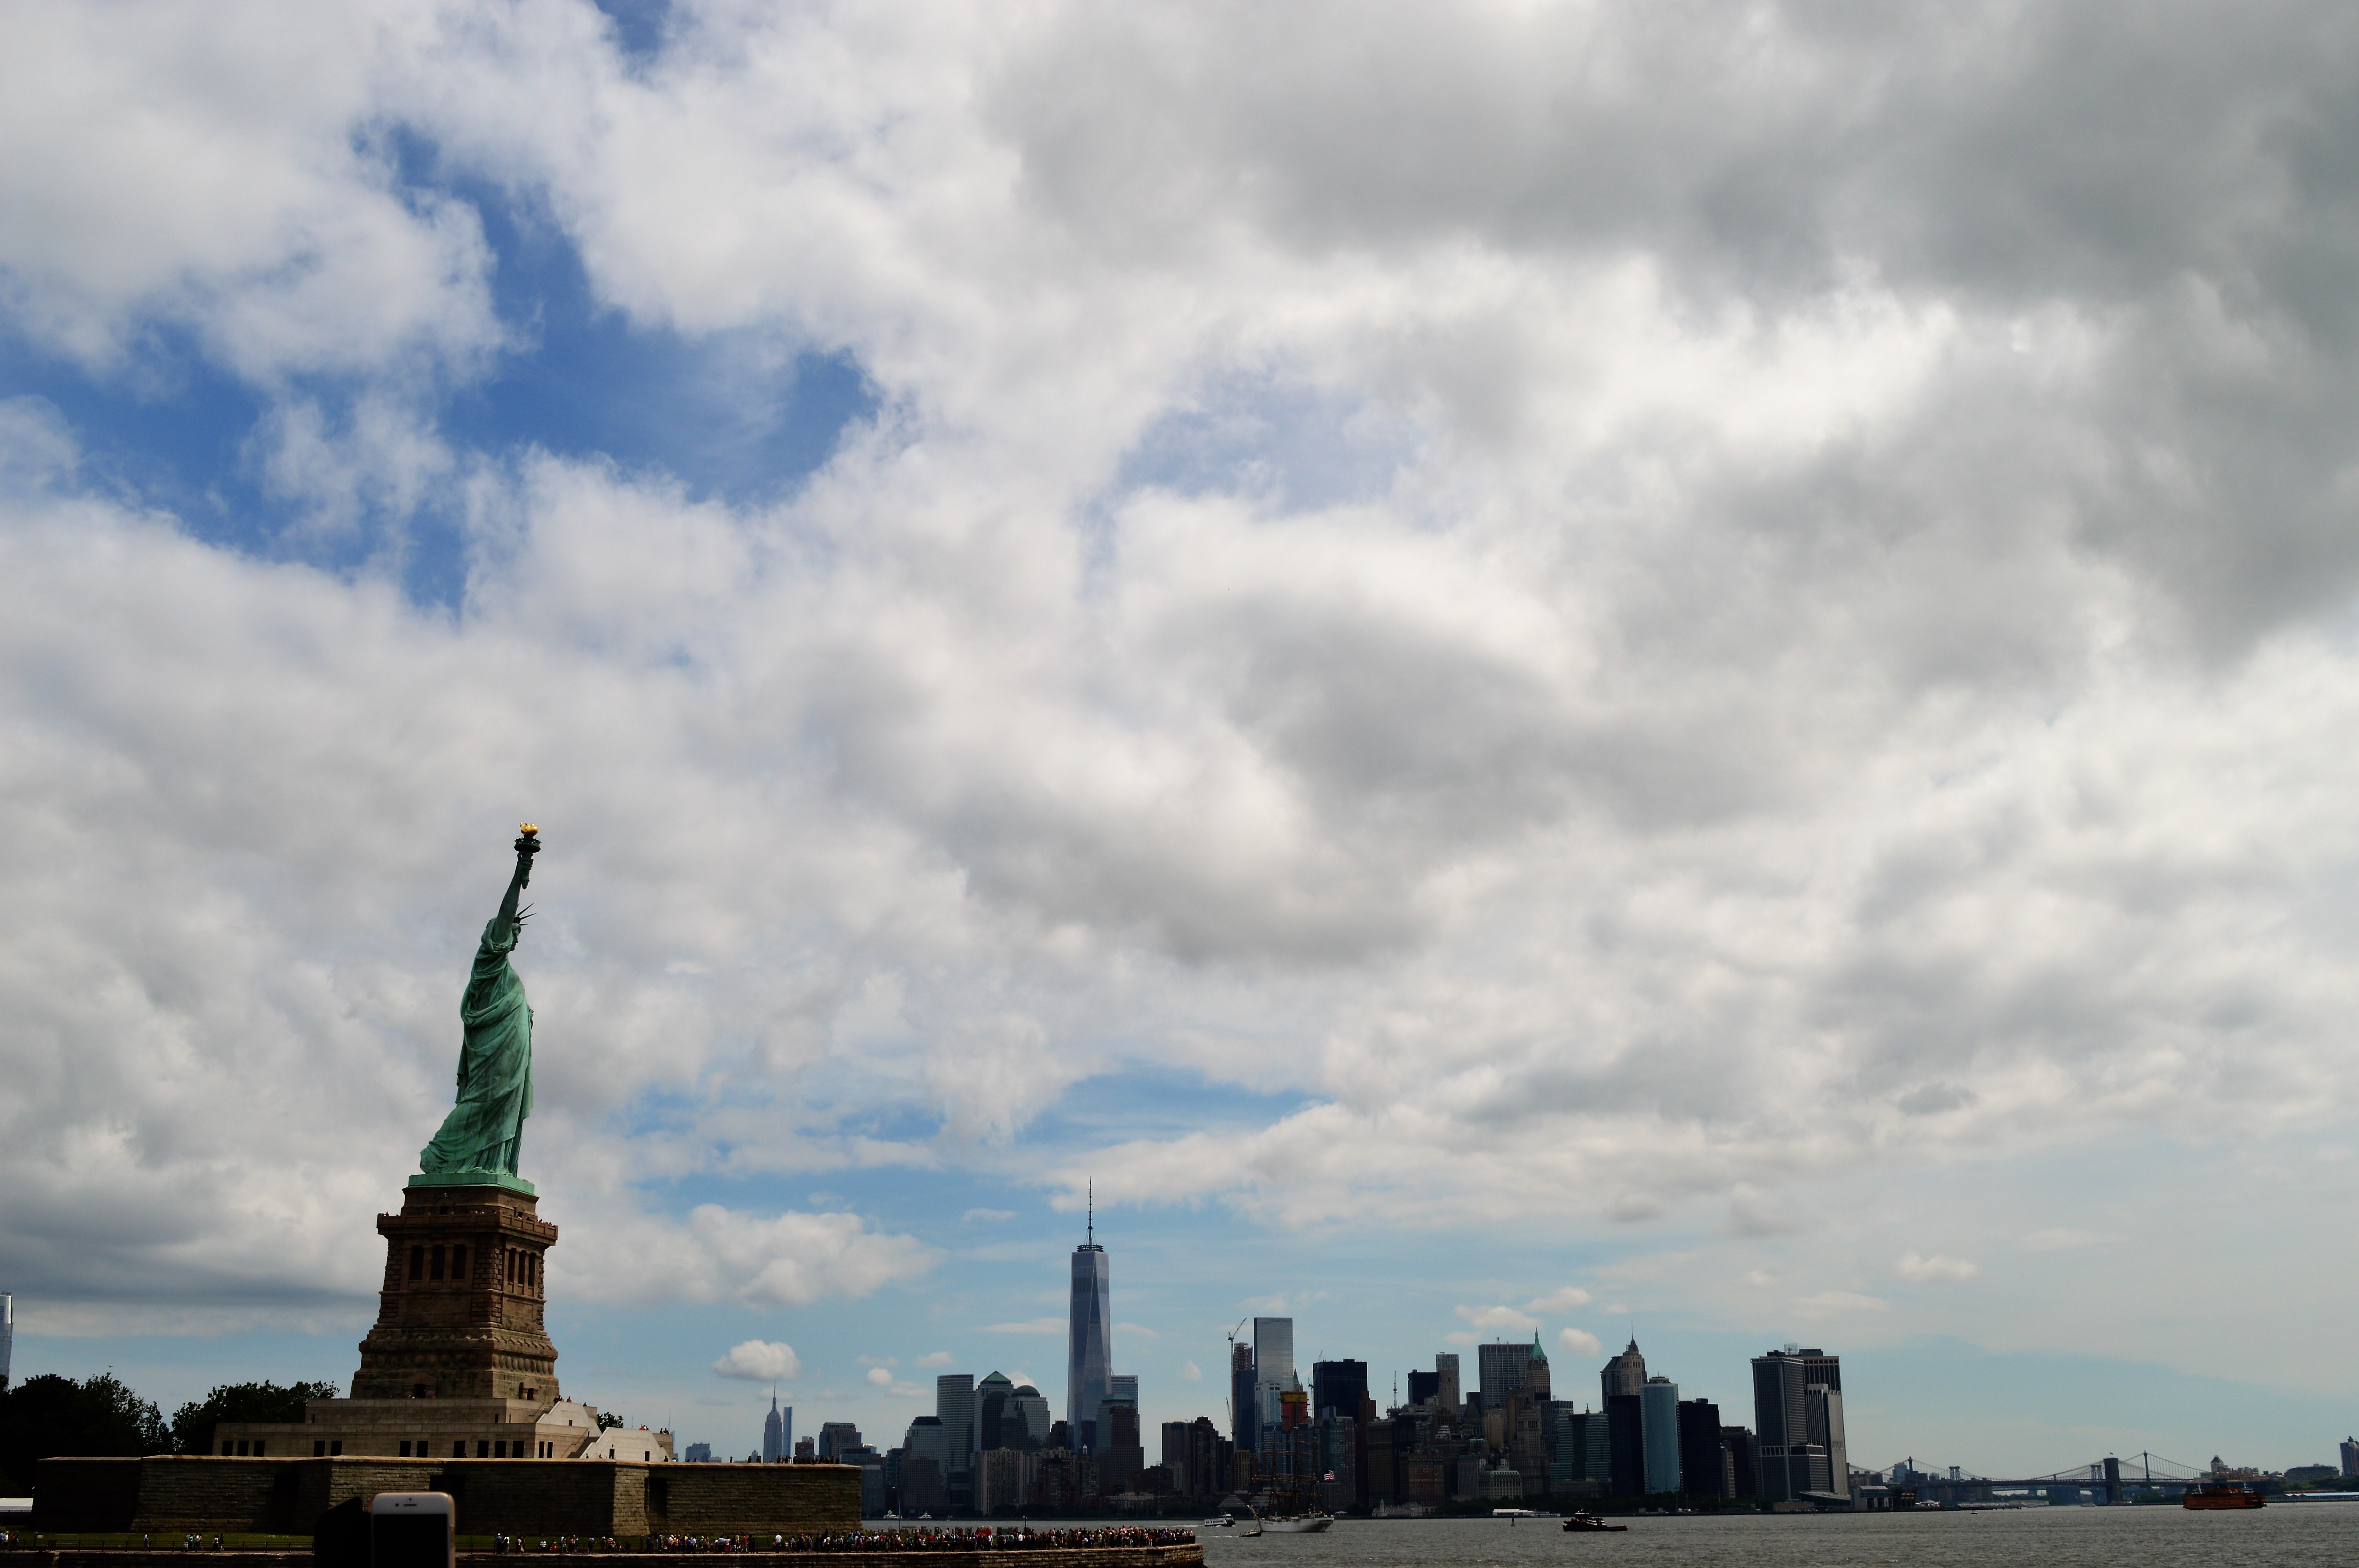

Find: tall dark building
[1163,1419,1191,1473]
[1364,1410,1416,1504]
[1548,1406,1609,1492]
[1752,1347,1846,1501]
[936,1373,975,1477]
[1066,1192,1112,1445]
[1721,1425,1759,1498]
[1752,1350,1803,1499]
[1315,1413,1358,1510]
[1311,1359,1369,1421]
[1230,1342,1256,1451]
[899,1454,946,1515]
[1600,1338,1647,1402]
[1405,1369,1440,1407]
[1676,1398,1725,1498]
[1100,1399,1143,1494]
[1178,1415,1230,1499]
[1605,1392,1646,1497]
[1478,1332,1550,1404]
[975,1370,1015,1451]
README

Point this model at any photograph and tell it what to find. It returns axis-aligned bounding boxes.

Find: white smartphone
[369,1492,454,1568]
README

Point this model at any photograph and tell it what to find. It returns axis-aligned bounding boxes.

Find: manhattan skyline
[5,0,2359,1486]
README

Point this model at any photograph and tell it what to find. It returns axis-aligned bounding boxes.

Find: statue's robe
[419,912,534,1176]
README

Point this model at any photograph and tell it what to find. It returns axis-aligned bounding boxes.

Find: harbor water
[1197,1507,2359,1568]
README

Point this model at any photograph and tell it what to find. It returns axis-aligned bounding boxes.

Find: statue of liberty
[416,827,541,1189]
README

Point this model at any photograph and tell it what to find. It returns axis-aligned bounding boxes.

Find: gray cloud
[7,1,2359,1384]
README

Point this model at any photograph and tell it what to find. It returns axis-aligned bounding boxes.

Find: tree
[0,1373,170,1494]
[169,1381,341,1455]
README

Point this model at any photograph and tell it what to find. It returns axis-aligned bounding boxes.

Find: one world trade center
[1067,1186,1112,1449]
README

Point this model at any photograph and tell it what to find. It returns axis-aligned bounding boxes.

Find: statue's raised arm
[417,827,543,1189]
[482,826,541,951]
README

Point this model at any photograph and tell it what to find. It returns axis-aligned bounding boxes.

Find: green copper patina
[413,828,543,1194]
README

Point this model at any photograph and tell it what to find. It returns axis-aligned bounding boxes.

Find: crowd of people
[0,1532,224,1550]
[751,1528,1197,1553]
[494,1526,1199,1553]
[0,1524,1199,1555]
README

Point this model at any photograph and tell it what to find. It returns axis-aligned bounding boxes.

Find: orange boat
[2183,1483,2265,1510]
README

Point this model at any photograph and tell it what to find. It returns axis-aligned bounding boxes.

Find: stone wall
[652,1466,860,1535]
[29,1457,859,1539]
[430,1462,647,1539]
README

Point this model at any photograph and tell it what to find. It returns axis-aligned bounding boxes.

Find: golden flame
[519,823,538,836]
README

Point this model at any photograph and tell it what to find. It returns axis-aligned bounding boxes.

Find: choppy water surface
[1196,1507,2359,1568]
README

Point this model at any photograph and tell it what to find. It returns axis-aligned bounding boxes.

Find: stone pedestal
[352,1182,560,1403]
[214,1181,671,1462]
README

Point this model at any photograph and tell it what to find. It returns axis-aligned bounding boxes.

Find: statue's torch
[514,823,541,887]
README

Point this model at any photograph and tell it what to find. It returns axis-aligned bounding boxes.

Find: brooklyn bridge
[1899,1452,2249,1505]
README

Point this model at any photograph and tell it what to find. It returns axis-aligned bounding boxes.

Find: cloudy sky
[8,0,2359,1475]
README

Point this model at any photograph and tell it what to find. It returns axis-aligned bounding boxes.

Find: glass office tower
[1640,1377,1682,1494]
[1067,1202,1112,1447]
[1252,1317,1294,1441]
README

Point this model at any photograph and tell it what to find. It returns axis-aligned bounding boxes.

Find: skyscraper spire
[1087,1180,1093,1245]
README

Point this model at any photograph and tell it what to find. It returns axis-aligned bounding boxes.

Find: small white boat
[1258,1515,1334,1533]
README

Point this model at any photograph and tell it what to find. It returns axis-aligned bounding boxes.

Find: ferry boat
[2183,1483,2265,1510]
[1562,1512,1627,1533]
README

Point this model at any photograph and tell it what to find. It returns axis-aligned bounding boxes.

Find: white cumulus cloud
[7,0,2359,1398]
[1525,1287,1594,1315]
[576,1205,940,1310]
[712,1340,799,1382]
[1557,1327,1603,1359]
[1455,1303,1539,1334]
[1895,1252,1981,1283]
